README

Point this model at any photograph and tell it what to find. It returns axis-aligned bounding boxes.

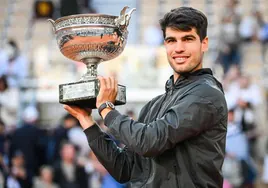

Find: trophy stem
[80,58,101,81]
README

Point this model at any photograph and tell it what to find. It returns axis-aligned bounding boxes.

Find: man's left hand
[63,105,95,130]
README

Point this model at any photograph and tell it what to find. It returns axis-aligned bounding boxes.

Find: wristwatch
[98,101,115,116]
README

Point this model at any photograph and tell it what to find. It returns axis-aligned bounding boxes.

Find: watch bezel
[106,101,115,109]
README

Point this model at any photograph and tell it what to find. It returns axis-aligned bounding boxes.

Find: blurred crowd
[0,26,126,188]
[0,0,268,188]
[221,65,262,188]
[215,0,268,74]
[0,97,127,188]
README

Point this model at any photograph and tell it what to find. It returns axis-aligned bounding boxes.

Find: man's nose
[174,41,185,53]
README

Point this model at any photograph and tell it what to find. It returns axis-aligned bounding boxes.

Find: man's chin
[175,68,197,75]
[174,63,201,75]
[175,68,190,74]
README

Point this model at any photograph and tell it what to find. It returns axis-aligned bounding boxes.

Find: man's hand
[63,105,95,130]
[96,76,118,118]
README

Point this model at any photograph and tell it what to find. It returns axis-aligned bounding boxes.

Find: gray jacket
[84,68,228,188]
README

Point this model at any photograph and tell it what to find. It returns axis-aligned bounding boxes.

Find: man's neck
[173,66,204,83]
[173,74,180,84]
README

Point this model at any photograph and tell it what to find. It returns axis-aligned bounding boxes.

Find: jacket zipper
[170,87,174,95]
[173,151,180,188]
[141,159,152,187]
[154,93,168,119]
[169,86,180,188]
[157,87,174,117]
[157,87,181,188]
[174,163,180,188]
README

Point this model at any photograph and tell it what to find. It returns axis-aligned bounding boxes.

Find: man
[64,7,228,188]
[0,75,19,128]
[53,142,88,188]
[0,39,29,88]
[51,113,79,162]
[9,105,45,184]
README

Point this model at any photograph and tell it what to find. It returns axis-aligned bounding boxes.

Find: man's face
[61,144,75,162]
[41,168,53,182]
[164,27,208,80]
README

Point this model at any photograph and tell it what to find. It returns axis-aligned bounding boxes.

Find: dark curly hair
[159,7,208,41]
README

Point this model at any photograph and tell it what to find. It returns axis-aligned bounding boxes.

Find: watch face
[106,101,115,109]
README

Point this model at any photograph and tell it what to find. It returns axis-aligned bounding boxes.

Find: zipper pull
[169,88,174,95]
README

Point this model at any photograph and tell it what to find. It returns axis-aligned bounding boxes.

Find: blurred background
[0,0,268,187]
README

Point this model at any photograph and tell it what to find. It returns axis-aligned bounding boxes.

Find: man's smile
[173,56,190,64]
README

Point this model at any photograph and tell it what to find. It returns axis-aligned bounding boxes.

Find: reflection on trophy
[48,6,136,108]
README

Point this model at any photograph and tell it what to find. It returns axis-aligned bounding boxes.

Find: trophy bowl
[48,6,135,108]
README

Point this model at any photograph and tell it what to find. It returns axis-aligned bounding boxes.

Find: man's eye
[166,39,175,43]
[185,38,193,41]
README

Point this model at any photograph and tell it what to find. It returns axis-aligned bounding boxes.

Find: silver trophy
[48,6,135,108]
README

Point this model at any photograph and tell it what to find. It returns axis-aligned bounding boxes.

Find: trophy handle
[115,6,136,29]
[125,8,136,26]
[47,19,56,33]
[120,6,129,16]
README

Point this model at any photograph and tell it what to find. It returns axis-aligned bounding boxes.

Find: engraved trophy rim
[54,13,118,24]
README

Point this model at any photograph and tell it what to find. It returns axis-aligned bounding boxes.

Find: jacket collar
[165,68,213,91]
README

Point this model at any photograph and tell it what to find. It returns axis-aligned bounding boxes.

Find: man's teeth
[175,57,187,63]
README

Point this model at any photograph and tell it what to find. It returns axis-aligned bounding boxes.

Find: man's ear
[201,37,208,52]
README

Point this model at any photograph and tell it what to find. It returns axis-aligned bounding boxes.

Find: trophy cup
[48,6,135,108]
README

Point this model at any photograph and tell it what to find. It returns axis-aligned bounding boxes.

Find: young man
[64,7,228,188]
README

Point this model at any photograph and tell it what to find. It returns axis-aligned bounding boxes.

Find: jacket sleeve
[84,124,144,183]
[104,94,223,157]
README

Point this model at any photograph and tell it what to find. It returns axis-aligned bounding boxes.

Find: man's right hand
[63,105,95,130]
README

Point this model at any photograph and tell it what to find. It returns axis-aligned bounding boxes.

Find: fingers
[63,105,77,117]
[109,77,118,98]
[107,77,112,89]
[97,76,118,107]
[98,76,117,93]
[114,78,118,95]
[63,104,72,112]
[98,76,105,96]
[63,104,69,110]
[110,77,115,91]
[64,104,92,119]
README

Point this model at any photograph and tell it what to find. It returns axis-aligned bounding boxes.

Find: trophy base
[59,79,126,109]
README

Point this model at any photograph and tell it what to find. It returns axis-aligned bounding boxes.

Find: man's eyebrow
[182,34,196,39]
[164,34,197,41]
[164,36,176,41]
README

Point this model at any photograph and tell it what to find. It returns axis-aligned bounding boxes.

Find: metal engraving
[62,82,95,100]
[116,85,126,103]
